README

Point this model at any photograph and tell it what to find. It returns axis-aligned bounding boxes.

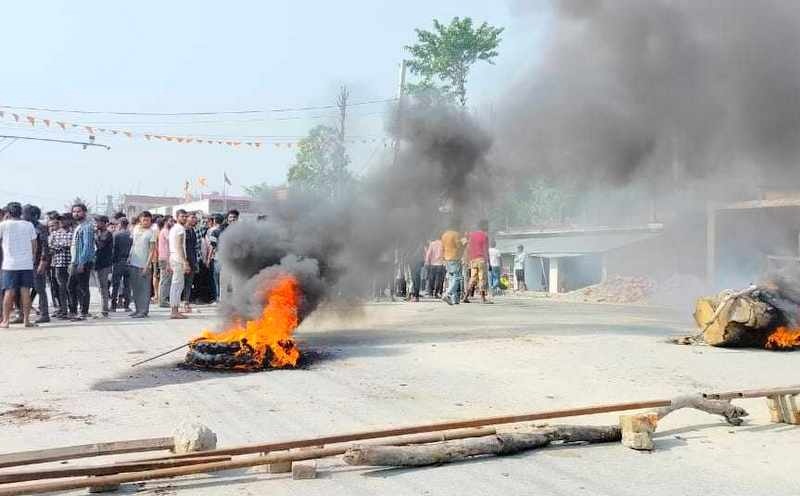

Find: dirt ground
[1,295,798,495]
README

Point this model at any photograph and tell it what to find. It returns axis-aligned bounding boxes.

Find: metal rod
[130,343,192,367]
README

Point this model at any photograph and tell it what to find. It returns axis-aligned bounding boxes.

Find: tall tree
[287,124,352,199]
[405,17,504,106]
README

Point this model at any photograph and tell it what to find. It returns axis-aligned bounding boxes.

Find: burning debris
[692,271,800,350]
[185,274,302,371]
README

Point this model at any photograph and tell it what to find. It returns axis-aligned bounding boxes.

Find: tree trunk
[694,291,777,347]
[342,425,619,467]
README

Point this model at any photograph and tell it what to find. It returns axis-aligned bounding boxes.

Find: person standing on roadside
[514,244,527,292]
[67,203,95,320]
[168,209,190,319]
[94,215,113,317]
[110,217,132,312]
[463,220,491,304]
[182,212,199,313]
[425,237,445,298]
[49,215,73,319]
[157,215,173,308]
[128,211,156,318]
[0,202,38,328]
[22,205,50,323]
[440,225,464,305]
[488,239,502,296]
[205,213,223,302]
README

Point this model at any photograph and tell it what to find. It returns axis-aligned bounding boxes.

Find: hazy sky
[0,1,550,211]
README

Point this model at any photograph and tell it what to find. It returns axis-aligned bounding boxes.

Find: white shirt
[0,219,37,271]
[488,247,501,268]
[129,226,155,268]
[168,224,186,263]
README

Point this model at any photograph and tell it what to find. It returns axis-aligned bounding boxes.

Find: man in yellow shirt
[441,227,463,305]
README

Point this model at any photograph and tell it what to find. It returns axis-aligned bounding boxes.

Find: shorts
[515,269,525,282]
[1,269,34,291]
[469,259,487,289]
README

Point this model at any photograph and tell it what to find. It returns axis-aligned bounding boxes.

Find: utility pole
[392,59,407,167]
[336,85,350,141]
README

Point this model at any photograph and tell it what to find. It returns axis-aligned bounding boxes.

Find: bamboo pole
[0,428,496,495]
[703,386,800,400]
[0,437,174,469]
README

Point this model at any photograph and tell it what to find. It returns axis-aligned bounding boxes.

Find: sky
[0,0,551,211]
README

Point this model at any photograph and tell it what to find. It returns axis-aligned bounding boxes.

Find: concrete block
[267,460,293,473]
[292,460,317,480]
[620,413,657,451]
[172,422,217,454]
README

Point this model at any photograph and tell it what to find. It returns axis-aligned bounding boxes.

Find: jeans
[111,262,131,309]
[490,266,501,291]
[445,260,463,303]
[54,267,71,316]
[169,260,185,307]
[33,270,49,319]
[95,266,112,314]
[411,261,424,298]
[183,271,194,304]
[158,259,171,306]
[48,268,60,309]
[427,265,445,297]
[68,263,92,316]
[210,260,220,301]
[130,265,151,316]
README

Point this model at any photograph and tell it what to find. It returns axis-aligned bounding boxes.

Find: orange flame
[764,326,800,350]
[199,274,301,368]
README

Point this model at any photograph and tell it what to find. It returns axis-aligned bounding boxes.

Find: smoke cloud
[218,100,493,322]
[500,0,800,195]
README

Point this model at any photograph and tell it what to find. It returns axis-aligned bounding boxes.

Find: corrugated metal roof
[495,227,662,258]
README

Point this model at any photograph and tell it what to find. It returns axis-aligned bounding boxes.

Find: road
[1,295,798,495]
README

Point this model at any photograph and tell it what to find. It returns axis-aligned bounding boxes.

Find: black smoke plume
[218,100,492,322]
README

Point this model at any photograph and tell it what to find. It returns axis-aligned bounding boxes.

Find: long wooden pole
[0,437,173,469]
[0,428,496,496]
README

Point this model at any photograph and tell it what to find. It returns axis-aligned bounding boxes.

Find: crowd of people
[0,201,241,327]
[403,220,529,305]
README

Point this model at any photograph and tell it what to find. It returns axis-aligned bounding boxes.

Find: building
[119,194,184,219]
[495,225,664,294]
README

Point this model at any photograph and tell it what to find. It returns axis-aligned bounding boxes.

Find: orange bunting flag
[233,141,241,146]
[85,126,94,134]
[198,176,208,187]
[12,113,20,122]
[43,119,51,127]
[254,142,261,148]
[57,122,66,130]
[176,137,184,143]
[26,116,35,126]
[165,136,174,142]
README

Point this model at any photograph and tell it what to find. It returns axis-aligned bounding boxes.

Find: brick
[620,413,657,451]
[292,460,317,480]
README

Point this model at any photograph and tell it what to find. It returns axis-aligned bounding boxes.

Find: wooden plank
[0,437,174,469]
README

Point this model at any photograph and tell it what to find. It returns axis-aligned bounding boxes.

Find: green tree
[243,182,272,198]
[405,17,504,106]
[287,125,352,199]
[490,179,576,230]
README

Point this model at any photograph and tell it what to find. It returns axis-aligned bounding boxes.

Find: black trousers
[411,261,425,298]
[68,264,92,315]
[427,265,445,297]
[111,262,131,309]
[48,268,60,308]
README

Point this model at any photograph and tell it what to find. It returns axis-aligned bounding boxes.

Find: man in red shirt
[464,219,490,304]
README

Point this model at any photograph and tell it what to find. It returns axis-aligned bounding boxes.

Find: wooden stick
[703,386,800,400]
[0,437,174,469]
[0,456,231,484]
[0,428,496,495]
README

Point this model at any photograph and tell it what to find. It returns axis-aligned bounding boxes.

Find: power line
[0,98,397,116]
[0,138,18,154]
[0,134,110,150]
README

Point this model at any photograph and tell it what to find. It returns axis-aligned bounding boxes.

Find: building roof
[495,225,663,258]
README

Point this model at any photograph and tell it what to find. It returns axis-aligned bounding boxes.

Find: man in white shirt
[168,209,190,319]
[128,211,156,318]
[0,202,38,328]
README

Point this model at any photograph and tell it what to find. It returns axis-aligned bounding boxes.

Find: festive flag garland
[0,108,390,149]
